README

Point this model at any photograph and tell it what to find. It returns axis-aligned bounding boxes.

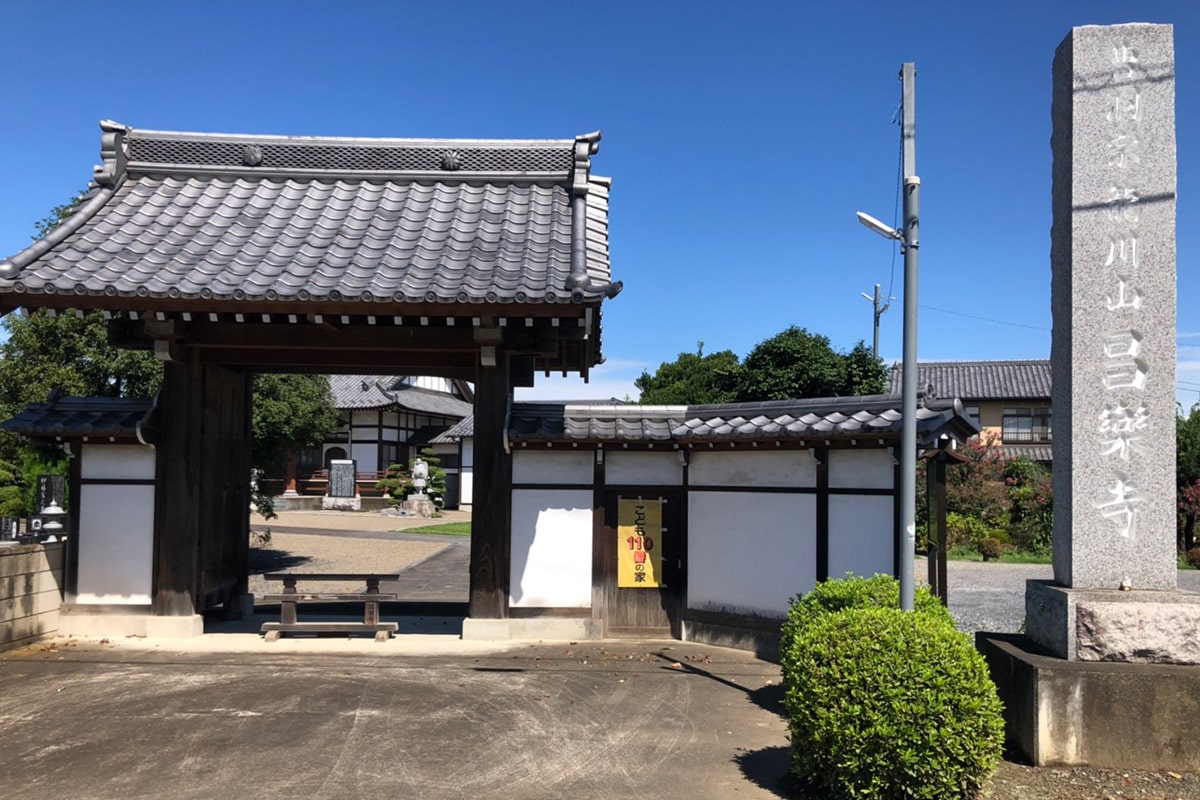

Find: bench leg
[280,598,298,626]
[375,630,390,643]
[264,630,281,642]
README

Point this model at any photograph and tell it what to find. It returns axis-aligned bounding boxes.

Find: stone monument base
[1026,580,1200,664]
[404,495,436,518]
[977,633,1200,770]
[321,496,362,511]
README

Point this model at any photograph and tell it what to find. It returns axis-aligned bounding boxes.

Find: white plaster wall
[512,450,593,485]
[828,449,894,490]
[605,451,682,486]
[460,439,474,505]
[407,376,453,393]
[80,445,155,480]
[76,484,155,604]
[381,427,399,442]
[510,489,593,607]
[828,494,895,579]
[382,411,399,428]
[689,450,816,488]
[688,492,816,617]
[349,445,377,473]
[351,410,377,427]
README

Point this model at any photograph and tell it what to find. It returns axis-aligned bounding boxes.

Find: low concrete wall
[0,542,63,652]
[978,633,1200,770]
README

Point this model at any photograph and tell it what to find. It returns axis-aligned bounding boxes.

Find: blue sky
[1,2,1198,403]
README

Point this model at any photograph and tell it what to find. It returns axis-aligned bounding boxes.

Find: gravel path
[247,508,469,596]
[930,557,1200,635]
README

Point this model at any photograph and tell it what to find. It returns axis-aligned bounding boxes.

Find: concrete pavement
[0,639,790,800]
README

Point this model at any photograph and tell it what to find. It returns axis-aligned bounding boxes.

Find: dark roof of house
[329,375,472,418]
[0,122,615,309]
[0,396,154,441]
[431,415,474,443]
[408,424,451,447]
[996,444,1053,463]
[507,394,979,445]
[889,360,1051,401]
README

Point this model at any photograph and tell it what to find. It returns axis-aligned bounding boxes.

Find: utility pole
[854,63,920,612]
[897,63,921,612]
[859,283,891,358]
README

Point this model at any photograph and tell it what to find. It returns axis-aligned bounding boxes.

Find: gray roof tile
[889,360,1051,401]
[1,397,153,440]
[328,375,472,418]
[508,395,978,446]
[0,124,614,309]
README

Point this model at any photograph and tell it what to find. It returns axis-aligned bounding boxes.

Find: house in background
[280,375,474,505]
[889,359,1052,464]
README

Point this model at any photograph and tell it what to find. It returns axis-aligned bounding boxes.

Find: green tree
[736,326,886,401]
[251,374,339,476]
[0,195,341,519]
[635,342,740,404]
[1177,404,1200,551]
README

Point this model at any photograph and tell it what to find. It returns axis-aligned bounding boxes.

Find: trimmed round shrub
[979,537,1004,561]
[779,574,952,680]
[784,607,1004,799]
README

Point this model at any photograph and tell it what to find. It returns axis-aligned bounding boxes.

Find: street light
[857,62,920,612]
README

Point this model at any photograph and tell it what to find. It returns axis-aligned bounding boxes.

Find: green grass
[944,546,1053,564]
[399,521,471,536]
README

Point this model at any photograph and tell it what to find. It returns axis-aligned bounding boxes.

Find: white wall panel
[689,451,816,488]
[510,489,593,607]
[460,440,474,505]
[351,410,378,426]
[512,450,593,485]
[687,492,816,617]
[828,495,895,579]
[350,444,377,473]
[80,445,155,480]
[76,484,155,604]
[829,449,894,490]
[605,451,682,486]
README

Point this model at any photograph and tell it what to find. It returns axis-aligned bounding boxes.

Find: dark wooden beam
[470,349,512,619]
[153,350,203,616]
[191,347,479,374]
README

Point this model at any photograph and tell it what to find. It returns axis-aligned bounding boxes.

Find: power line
[919,304,1050,331]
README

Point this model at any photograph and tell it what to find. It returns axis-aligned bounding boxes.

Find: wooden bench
[260,573,401,642]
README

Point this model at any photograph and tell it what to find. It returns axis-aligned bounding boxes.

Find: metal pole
[898,62,920,611]
[872,284,882,358]
[860,283,890,358]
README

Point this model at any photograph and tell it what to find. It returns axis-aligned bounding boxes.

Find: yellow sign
[618,498,663,588]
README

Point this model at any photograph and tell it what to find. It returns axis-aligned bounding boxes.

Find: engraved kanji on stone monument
[328,459,357,499]
[1048,23,1176,592]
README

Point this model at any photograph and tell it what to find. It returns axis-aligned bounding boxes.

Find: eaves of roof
[0,122,620,313]
[329,375,472,418]
[889,360,1052,401]
[507,394,979,446]
[0,396,154,441]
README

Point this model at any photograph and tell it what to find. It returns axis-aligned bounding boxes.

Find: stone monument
[981,24,1200,771]
[322,458,362,511]
[1025,22,1200,664]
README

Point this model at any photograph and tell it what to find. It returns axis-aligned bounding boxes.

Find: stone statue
[412,458,429,495]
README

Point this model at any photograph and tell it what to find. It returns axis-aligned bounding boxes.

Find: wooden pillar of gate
[153,351,252,616]
[469,350,512,619]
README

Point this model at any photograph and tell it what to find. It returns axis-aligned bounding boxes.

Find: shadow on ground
[247,547,311,573]
[735,746,793,799]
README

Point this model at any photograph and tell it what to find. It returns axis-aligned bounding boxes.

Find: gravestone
[0,516,17,540]
[322,458,362,511]
[35,475,66,514]
[1026,22,1200,663]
